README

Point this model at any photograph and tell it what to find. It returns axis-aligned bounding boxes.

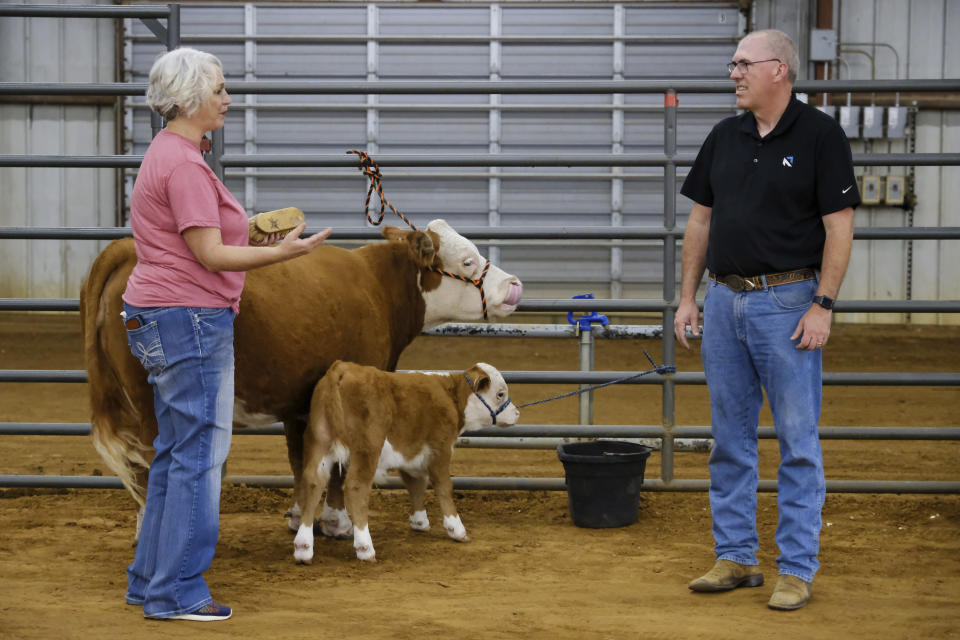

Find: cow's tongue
[503,281,523,306]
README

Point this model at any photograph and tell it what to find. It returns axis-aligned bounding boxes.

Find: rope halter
[431,259,491,321]
[463,372,512,426]
[348,149,492,321]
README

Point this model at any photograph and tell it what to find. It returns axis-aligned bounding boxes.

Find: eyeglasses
[726,58,781,74]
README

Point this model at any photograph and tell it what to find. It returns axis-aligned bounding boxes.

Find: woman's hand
[277,223,332,258]
[249,230,284,246]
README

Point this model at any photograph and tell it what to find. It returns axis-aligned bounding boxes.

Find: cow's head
[383,219,523,328]
[462,362,520,430]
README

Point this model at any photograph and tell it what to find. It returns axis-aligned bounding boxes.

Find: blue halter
[463,372,512,426]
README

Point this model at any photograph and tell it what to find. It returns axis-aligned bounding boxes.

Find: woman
[121,47,330,622]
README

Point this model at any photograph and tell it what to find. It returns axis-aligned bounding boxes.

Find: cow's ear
[381,225,407,243]
[411,230,438,268]
[466,365,490,393]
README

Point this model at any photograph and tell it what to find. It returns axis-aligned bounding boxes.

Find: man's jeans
[121,304,235,618]
[701,278,826,583]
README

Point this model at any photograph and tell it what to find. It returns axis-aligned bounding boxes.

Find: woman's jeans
[121,303,235,618]
[701,278,826,583]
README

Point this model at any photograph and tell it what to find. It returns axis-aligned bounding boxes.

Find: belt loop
[760,274,768,290]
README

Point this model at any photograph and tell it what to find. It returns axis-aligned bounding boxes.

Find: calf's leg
[399,469,430,531]
[343,452,378,561]
[283,418,307,532]
[293,429,333,565]
[320,464,353,538]
[430,460,469,542]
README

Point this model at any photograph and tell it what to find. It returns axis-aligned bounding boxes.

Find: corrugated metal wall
[0,0,116,299]
[125,2,741,300]
[755,0,960,326]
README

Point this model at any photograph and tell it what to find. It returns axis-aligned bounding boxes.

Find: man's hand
[674,299,701,351]
[790,304,832,350]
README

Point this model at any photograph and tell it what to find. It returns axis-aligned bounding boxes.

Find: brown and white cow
[293,360,519,564]
[80,220,522,536]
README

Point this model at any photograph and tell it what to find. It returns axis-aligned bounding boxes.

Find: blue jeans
[701,278,826,583]
[121,303,235,618]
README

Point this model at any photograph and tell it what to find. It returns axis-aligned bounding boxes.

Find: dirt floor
[0,312,958,640]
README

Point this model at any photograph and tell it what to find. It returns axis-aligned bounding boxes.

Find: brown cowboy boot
[688,559,764,592]
[767,575,813,610]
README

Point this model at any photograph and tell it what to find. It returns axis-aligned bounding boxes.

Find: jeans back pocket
[126,322,166,374]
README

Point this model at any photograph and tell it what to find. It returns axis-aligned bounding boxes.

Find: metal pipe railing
[2,368,958,386]
[1,474,956,494]
[2,226,959,242]
[127,33,741,46]
[3,79,958,95]
[2,152,958,168]
[2,298,959,314]
[0,4,171,18]
[5,422,958,441]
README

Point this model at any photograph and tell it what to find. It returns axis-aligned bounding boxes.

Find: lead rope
[347,149,419,231]
[348,149,490,320]
[516,350,676,409]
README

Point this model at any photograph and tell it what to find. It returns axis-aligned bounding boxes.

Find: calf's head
[384,219,522,328]
[462,362,520,430]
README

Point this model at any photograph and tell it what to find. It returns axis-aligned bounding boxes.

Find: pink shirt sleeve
[167,162,223,232]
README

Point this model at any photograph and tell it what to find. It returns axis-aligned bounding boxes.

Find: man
[674,29,859,611]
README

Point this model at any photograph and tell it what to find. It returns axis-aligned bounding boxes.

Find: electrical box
[887,107,908,138]
[885,176,906,206]
[839,106,861,139]
[810,29,837,62]
[816,105,837,120]
[862,106,884,138]
[861,176,882,205]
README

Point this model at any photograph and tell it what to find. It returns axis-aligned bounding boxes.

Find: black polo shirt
[681,95,860,276]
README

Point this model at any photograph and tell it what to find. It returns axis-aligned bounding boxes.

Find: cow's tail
[80,239,151,507]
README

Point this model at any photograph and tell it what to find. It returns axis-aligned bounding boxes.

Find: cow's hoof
[293,545,314,565]
[355,546,377,562]
[321,520,353,539]
[320,505,353,538]
[443,514,468,541]
[409,511,430,532]
[293,526,314,564]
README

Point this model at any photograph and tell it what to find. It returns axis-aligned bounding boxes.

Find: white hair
[746,29,800,84]
[145,47,223,120]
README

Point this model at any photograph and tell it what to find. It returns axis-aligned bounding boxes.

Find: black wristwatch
[812,295,835,310]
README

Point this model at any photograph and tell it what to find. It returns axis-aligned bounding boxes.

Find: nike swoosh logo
[842,185,853,193]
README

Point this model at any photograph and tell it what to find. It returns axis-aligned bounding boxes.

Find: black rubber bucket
[557,440,652,528]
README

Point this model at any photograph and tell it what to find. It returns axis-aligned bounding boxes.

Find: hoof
[409,511,430,532]
[355,547,377,562]
[293,525,314,564]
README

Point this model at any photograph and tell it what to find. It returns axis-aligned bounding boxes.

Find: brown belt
[709,268,816,293]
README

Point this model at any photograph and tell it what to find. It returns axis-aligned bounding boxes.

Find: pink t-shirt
[123,129,248,313]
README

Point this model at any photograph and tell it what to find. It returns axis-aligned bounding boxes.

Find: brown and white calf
[293,360,519,563]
